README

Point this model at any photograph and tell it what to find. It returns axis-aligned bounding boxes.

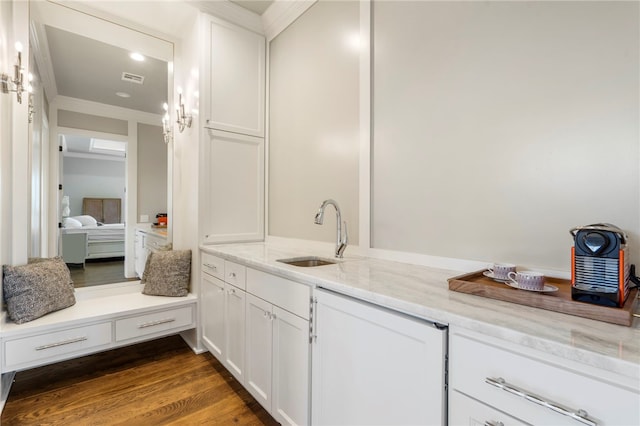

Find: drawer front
[224,260,246,290]
[450,390,528,426]
[450,332,640,426]
[246,268,310,319]
[4,322,112,369]
[145,234,168,251]
[115,306,194,342]
[202,252,225,280]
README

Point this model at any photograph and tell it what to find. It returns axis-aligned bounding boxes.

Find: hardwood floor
[69,258,138,288]
[1,335,279,425]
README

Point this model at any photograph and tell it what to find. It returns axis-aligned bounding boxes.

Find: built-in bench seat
[1,281,197,374]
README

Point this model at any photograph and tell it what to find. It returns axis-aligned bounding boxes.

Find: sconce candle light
[176,92,192,133]
[1,42,26,103]
[162,102,172,144]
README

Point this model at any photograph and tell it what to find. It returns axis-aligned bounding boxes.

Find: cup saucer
[504,281,558,293]
[483,271,510,283]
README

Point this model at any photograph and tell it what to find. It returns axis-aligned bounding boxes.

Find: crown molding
[262,0,317,41]
[52,96,162,127]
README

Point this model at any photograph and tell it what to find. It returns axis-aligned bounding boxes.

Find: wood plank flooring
[1,335,279,425]
[69,258,138,288]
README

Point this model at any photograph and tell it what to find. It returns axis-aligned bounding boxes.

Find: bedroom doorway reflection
[60,133,133,288]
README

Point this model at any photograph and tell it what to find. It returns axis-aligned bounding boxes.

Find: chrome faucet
[314,199,348,258]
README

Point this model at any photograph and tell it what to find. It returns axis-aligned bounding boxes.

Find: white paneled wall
[268,0,360,245]
[372,1,639,271]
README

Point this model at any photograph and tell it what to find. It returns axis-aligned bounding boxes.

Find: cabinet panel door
[312,289,446,426]
[245,294,273,411]
[203,129,264,244]
[272,306,310,426]
[205,16,265,137]
[201,274,225,359]
[224,282,246,384]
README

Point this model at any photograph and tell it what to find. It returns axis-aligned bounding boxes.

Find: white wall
[268,0,360,245]
[370,1,639,272]
[63,157,126,218]
[137,123,167,221]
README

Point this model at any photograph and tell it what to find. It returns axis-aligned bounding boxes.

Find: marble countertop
[135,224,168,239]
[200,241,640,382]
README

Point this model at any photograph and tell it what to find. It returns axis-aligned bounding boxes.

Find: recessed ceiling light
[115,92,131,98]
[130,52,145,62]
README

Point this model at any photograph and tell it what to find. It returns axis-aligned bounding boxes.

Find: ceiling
[45,25,168,115]
[229,0,274,15]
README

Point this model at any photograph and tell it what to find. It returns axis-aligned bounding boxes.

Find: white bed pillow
[63,217,83,228]
[72,215,98,227]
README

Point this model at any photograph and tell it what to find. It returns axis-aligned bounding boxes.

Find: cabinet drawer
[450,332,640,426]
[4,322,112,369]
[450,390,527,426]
[145,234,168,251]
[225,260,246,289]
[115,306,194,342]
[202,252,225,280]
[246,269,310,319]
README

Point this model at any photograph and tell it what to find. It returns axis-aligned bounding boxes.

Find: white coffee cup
[507,271,545,291]
[488,263,516,280]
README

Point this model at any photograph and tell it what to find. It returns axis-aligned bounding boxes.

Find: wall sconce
[162,102,172,144]
[176,92,192,133]
[1,42,26,104]
[28,93,35,123]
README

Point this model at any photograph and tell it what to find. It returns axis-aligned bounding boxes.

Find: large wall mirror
[29,1,174,286]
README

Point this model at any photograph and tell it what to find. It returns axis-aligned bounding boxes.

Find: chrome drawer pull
[484,421,503,426]
[485,377,597,426]
[138,318,176,329]
[203,263,218,270]
[35,336,88,351]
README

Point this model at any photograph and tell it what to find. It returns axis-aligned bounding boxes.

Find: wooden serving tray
[448,270,639,326]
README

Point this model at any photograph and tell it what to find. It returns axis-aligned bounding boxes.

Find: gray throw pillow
[3,257,76,324]
[141,250,191,297]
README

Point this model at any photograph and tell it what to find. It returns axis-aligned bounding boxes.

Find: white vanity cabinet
[200,254,246,384]
[244,268,311,426]
[449,328,640,426]
[202,14,265,137]
[134,229,168,278]
[311,288,447,426]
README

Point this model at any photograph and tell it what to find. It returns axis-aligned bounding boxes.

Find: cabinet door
[272,306,310,426]
[312,289,447,426]
[245,293,273,411]
[203,129,264,244]
[201,273,225,359]
[224,282,246,384]
[205,15,265,137]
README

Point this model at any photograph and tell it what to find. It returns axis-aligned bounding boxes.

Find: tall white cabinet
[200,13,266,244]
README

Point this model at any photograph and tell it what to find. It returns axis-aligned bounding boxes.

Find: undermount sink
[277,256,337,267]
